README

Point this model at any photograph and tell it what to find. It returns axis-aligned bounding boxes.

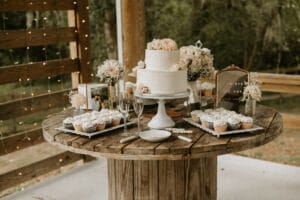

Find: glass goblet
[117,93,131,137]
[133,96,144,134]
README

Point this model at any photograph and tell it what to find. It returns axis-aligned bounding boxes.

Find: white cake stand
[135,91,189,129]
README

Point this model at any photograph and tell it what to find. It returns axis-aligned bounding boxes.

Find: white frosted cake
[136,39,188,95]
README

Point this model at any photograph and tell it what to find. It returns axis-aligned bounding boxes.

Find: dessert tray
[183,118,264,138]
[56,119,137,139]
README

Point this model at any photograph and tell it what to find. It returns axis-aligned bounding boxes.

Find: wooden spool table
[42,105,282,200]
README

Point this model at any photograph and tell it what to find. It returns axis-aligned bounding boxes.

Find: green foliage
[145,0,300,71]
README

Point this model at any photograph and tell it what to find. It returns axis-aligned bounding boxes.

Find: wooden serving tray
[183,118,264,138]
[56,119,137,138]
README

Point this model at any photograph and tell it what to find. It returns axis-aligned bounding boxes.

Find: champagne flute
[133,96,144,134]
[117,93,130,137]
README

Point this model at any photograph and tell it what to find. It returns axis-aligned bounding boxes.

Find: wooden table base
[107,157,217,200]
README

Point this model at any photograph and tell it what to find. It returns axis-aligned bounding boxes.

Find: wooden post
[107,157,217,200]
[121,0,145,82]
[68,0,92,87]
[68,10,80,88]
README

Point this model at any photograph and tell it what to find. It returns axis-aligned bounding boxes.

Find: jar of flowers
[96,59,124,109]
[242,73,262,116]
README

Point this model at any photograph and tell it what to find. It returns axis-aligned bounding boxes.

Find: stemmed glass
[117,92,131,137]
[133,96,144,134]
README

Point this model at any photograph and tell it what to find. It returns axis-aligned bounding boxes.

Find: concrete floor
[2,155,300,200]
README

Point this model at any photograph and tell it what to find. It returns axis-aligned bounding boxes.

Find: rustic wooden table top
[42,105,282,160]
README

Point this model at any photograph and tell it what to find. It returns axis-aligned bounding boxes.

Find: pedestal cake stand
[135,91,189,129]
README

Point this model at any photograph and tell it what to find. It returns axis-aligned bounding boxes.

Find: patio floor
[2,154,300,200]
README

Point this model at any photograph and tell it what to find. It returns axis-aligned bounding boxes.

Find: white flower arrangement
[132,60,146,76]
[69,91,86,109]
[147,38,178,51]
[242,72,262,102]
[179,44,214,81]
[96,59,124,84]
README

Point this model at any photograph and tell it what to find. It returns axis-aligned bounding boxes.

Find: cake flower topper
[137,83,150,95]
[147,38,178,51]
[96,59,124,84]
[242,72,262,102]
[69,91,86,110]
[179,40,215,81]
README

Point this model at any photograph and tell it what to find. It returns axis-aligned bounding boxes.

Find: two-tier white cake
[136,39,188,95]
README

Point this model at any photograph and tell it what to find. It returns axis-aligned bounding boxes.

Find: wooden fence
[0,0,93,193]
[257,73,300,130]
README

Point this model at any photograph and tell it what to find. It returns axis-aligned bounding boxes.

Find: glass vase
[73,108,85,116]
[108,82,118,110]
[245,97,256,116]
[188,81,200,104]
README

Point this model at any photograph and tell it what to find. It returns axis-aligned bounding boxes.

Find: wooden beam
[0,151,83,192]
[121,0,145,82]
[281,113,300,130]
[0,89,70,120]
[74,0,91,83]
[0,58,79,84]
[0,128,43,156]
[261,83,300,94]
[257,73,300,85]
[256,73,300,94]
[0,0,76,11]
[0,27,77,49]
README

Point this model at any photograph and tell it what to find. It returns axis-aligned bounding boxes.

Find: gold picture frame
[215,65,249,109]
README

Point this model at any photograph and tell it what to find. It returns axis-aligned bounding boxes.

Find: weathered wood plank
[94,133,129,154]
[123,138,161,155]
[154,121,203,155]
[0,0,76,11]
[115,160,134,200]
[0,28,77,49]
[257,73,300,85]
[107,159,116,200]
[265,113,283,140]
[0,89,70,120]
[185,157,217,200]
[54,132,80,146]
[0,128,43,156]
[191,134,230,154]
[133,160,149,200]
[226,131,266,153]
[0,151,83,191]
[0,58,79,84]
[282,113,300,130]
[253,105,276,128]
[261,83,300,94]
[148,160,159,200]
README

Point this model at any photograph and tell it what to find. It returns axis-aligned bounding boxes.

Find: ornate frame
[214,64,249,108]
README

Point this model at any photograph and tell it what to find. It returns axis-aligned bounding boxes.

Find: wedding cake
[135,38,188,95]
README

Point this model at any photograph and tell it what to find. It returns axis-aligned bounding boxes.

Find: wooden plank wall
[0,0,93,192]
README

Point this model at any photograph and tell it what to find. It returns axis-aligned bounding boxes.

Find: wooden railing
[257,72,300,130]
[258,73,300,94]
[0,0,93,193]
